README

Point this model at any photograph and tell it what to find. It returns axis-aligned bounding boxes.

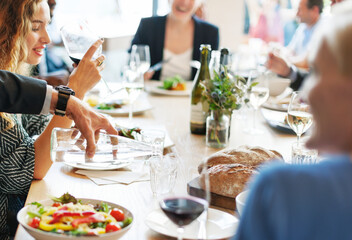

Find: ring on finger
[97,59,104,67]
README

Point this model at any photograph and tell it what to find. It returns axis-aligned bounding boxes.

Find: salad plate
[95,99,152,116]
[17,198,133,240]
[146,80,192,96]
[145,207,239,239]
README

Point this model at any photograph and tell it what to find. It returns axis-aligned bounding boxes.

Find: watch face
[56,85,75,96]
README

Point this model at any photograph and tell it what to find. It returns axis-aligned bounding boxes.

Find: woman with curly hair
[0,0,106,238]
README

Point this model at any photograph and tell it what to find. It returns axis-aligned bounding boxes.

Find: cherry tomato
[105,223,121,232]
[28,217,40,228]
[109,208,125,221]
[52,202,61,207]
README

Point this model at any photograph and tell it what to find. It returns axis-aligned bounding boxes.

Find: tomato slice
[52,202,61,207]
[28,217,40,228]
[106,223,121,232]
[109,208,125,221]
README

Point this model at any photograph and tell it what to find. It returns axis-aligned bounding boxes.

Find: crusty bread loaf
[199,145,283,173]
[197,146,283,198]
[201,164,258,198]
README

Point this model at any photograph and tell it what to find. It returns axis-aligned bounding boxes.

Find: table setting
[16,37,320,240]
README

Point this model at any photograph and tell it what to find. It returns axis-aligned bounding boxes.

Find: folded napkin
[76,169,149,185]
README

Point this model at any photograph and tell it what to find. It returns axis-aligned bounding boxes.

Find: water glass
[291,141,318,164]
[140,129,165,156]
[149,153,178,197]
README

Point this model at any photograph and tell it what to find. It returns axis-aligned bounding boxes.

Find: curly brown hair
[0,0,44,129]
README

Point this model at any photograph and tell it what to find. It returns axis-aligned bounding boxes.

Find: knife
[148,58,171,72]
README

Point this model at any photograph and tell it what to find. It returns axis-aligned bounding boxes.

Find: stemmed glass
[131,44,151,77]
[244,71,269,135]
[159,157,210,240]
[287,91,313,143]
[60,20,111,93]
[122,62,144,122]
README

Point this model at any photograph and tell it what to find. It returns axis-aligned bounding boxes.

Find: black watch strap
[54,86,75,116]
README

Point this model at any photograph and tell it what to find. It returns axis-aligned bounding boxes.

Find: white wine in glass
[287,91,313,143]
[245,72,269,135]
[123,64,144,122]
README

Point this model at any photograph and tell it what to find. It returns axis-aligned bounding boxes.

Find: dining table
[15,80,296,240]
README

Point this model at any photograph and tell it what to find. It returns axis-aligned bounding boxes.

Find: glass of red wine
[60,20,111,93]
[159,156,210,240]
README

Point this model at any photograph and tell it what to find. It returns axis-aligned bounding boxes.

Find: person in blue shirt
[235,2,352,240]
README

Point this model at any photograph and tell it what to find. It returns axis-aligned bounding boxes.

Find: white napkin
[76,169,149,185]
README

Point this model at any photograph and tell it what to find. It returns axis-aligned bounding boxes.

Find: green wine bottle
[190,44,211,135]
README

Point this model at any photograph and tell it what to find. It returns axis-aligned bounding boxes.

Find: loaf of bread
[199,145,283,173]
[201,164,258,198]
[198,145,283,198]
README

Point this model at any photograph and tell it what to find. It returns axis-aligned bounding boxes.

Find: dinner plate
[95,99,152,116]
[261,108,295,134]
[64,160,131,171]
[17,198,133,240]
[146,80,192,96]
[145,208,239,239]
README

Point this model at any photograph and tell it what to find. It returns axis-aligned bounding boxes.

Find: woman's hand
[68,39,105,99]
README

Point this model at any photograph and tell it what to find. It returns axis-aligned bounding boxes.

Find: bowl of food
[268,77,291,97]
[17,193,133,240]
[236,190,250,217]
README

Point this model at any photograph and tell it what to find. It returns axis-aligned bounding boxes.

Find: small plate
[95,100,152,116]
[146,81,192,96]
[145,208,239,239]
[17,198,133,240]
[64,161,131,171]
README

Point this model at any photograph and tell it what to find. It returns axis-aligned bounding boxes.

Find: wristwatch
[54,85,75,116]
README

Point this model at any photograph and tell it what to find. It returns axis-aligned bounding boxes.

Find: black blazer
[130,15,219,80]
[0,70,47,114]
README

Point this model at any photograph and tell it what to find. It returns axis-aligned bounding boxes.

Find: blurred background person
[286,0,324,66]
[235,2,352,239]
[130,0,219,81]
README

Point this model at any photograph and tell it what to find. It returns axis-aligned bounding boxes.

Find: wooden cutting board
[187,177,237,210]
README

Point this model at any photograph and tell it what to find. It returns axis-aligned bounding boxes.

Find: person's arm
[0,70,47,114]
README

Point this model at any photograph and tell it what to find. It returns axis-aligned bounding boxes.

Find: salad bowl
[17,198,133,240]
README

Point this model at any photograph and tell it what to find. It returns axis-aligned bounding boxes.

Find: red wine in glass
[160,197,206,227]
[69,53,83,65]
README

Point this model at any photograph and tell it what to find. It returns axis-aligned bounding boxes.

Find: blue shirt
[235,155,352,240]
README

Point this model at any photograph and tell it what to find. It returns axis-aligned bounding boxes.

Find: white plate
[95,99,152,116]
[17,198,133,240]
[64,161,131,171]
[145,208,239,239]
[146,81,192,96]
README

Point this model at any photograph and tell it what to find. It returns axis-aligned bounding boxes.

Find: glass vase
[206,110,229,148]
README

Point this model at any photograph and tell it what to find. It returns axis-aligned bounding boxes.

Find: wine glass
[287,91,313,143]
[159,156,210,240]
[122,62,144,122]
[60,20,111,93]
[244,71,269,135]
[131,44,151,78]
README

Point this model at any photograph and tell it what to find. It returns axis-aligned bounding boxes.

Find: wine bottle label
[190,103,206,124]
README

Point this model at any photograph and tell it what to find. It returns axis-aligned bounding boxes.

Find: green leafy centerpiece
[201,68,247,148]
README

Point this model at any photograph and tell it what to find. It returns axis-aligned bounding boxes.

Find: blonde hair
[324,1,352,78]
[0,0,43,130]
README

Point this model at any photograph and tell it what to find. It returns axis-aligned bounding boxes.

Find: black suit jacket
[130,15,219,80]
[0,70,47,114]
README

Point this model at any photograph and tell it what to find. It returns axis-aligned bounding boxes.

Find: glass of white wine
[245,71,270,135]
[287,91,313,143]
[123,58,144,122]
